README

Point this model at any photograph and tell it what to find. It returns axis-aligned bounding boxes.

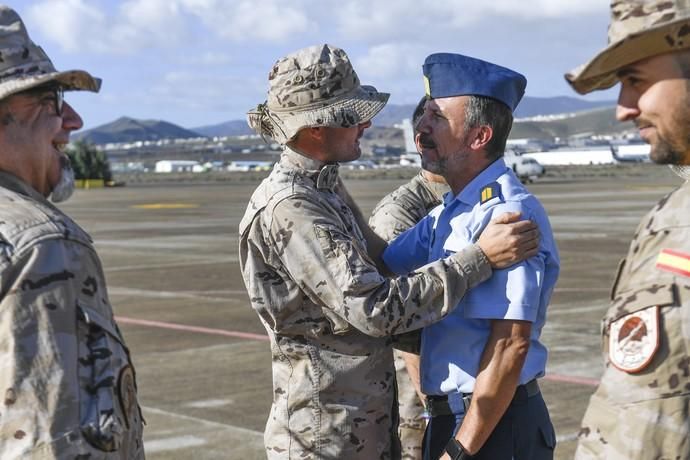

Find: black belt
[425,379,540,418]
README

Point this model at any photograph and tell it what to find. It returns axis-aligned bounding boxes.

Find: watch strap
[445,437,472,460]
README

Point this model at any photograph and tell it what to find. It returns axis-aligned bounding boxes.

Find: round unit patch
[118,365,137,428]
[609,306,660,373]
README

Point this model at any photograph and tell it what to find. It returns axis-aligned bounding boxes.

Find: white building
[154,160,201,173]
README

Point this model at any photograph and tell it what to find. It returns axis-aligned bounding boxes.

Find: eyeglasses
[43,86,64,116]
[52,86,64,116]
[17,84,65,116]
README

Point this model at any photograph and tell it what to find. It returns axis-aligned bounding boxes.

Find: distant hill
[510,107,634,140]
[192,120,253,137]
[514,96,613,118]
[77,96,619,145]
[75,117,204,144]
[372,96,614,126]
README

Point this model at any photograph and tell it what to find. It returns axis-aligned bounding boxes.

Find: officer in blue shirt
[383,53,560,460]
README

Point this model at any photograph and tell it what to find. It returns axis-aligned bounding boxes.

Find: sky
[15,0,619,131]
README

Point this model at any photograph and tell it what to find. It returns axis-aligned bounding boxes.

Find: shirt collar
[444,158,507,206]
[281,145,340,191]
[0,171,53,205]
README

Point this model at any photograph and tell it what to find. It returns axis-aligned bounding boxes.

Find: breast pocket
[76,302,141,452]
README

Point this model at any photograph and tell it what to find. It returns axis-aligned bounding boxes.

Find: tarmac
[58,163,683,459]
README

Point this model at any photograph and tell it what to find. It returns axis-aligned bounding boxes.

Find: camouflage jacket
[0,173,144,459]
[369,172,449,354]
[576,176,690,459]
[369,172,448,242]
[239,147,491,459]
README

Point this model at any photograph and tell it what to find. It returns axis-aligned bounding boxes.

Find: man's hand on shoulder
[478,211,539,269]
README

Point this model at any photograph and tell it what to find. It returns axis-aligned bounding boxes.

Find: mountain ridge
[76,96,618,145]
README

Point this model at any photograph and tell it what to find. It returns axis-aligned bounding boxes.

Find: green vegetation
[66,141,112,181]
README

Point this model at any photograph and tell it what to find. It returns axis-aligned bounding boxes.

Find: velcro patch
[479,182,501,205]
[609,306,659,373]
[656,248,690,278]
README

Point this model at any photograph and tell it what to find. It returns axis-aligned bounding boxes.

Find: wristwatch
[445,437,473,460]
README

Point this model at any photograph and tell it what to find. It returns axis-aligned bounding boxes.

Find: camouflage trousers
[575,392,690,459]
[394,350,426,460]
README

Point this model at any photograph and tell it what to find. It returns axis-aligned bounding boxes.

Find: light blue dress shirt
[383,159,560,395]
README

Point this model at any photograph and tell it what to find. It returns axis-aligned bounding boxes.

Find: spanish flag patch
[480,183,501,205]
[656,249,690,278]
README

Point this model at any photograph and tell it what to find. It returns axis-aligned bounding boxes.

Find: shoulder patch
[479,182,502,205]
[609,306,659,373]
[656,249,690,278]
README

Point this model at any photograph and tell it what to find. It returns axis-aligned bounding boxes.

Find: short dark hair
[463,95,513,160]
[412,96,427,133]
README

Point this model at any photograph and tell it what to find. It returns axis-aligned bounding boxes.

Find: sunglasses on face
[19,84,65,116]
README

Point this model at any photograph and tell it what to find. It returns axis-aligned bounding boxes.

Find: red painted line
[114,316,269,342]
[543,373,599,387]
[115,315,602,388]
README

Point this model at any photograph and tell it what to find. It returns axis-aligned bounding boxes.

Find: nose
[61,101,83,131]
[417,113,431,134]
[615,85,640,122]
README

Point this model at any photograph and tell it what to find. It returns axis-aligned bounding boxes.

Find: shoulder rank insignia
[656,249,690,278]
[479,182,502,205]
[609,306,659,373]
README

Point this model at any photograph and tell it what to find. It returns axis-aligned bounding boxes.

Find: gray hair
[463,95,513,160]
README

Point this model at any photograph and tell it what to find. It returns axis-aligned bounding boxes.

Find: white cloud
[27,0,189,53]
[182,0,312,42]
[357,42,427,79]
[26,0,309,54]
[333,0,606,40]
[26,0,108,53]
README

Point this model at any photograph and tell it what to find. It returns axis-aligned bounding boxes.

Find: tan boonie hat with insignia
[566,0,690,94]
[247,44,389,144]
[0,5,100,101]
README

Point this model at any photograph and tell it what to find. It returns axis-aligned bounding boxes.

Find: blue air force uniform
[384,159,560,396]
[383,159,560,459]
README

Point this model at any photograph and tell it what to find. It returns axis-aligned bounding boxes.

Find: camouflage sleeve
[369,201,422,242]
[270,196,491,337]
[0,239,143,458]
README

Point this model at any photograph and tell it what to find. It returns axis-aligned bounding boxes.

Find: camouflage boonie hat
[0,5,100,101]
[247,44,389,144]
[566,0,690,94]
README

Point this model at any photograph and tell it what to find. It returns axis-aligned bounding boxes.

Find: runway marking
[107,259,232,272]
[115,315,269,341]
[185,399,233,409]
[556,432,580,443]
[131,203,199,209]
[144,435,207,453]
[142,405,263,437]
[543,374,599,387]
[117,316,602,388]
[109,287,231,303]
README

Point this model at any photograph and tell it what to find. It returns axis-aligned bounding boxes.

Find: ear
[469,125,493,151]
[308,126,325,141]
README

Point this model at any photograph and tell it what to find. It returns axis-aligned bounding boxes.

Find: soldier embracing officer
[240,44,541,459]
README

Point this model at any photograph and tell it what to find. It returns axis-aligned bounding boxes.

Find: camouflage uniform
[0,173,144,458]
[369,173,449,460]
[239,148,492,459]
[575,174,690,459]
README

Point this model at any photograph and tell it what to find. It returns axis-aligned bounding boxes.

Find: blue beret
[423,53,527,112]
